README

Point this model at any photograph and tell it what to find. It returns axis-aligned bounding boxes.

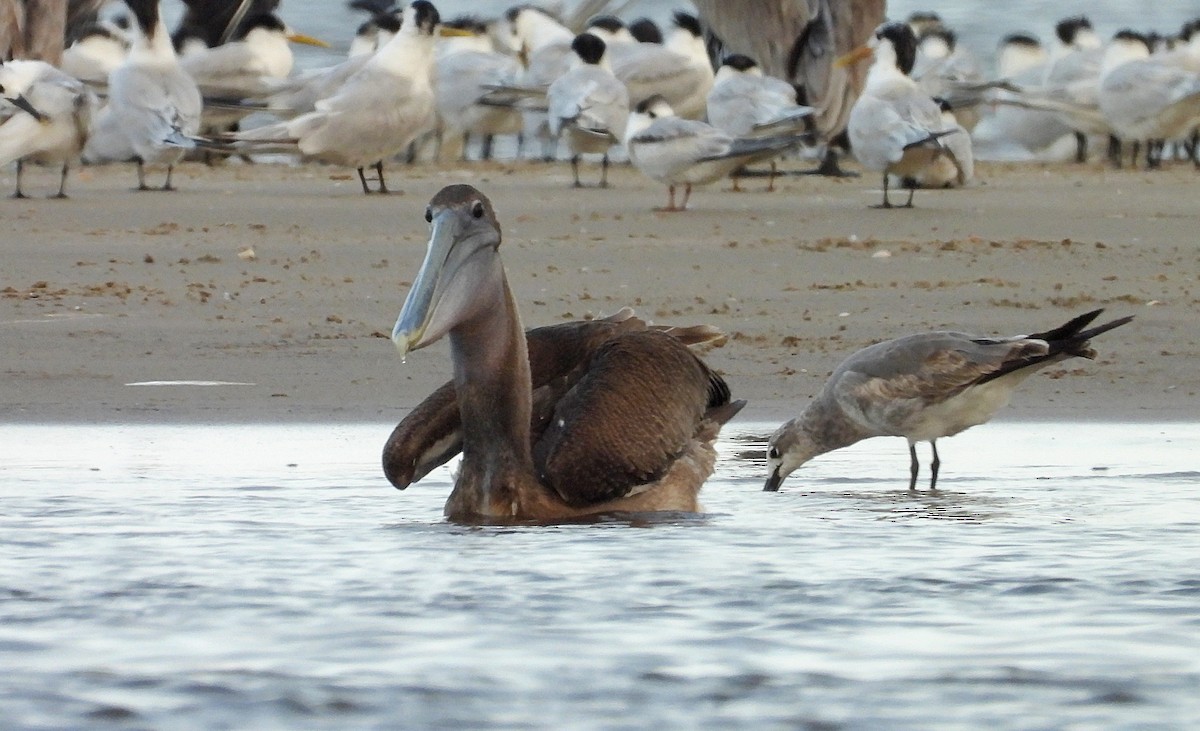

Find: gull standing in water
[547,33,628,188]
[625,95,809,211]
[840,22,958,208]
[82,0,202,191]
[0,60,99,197]
[388,184,744,522]
[764,310,1133,493]
[706,54,815,191]
[231,1,459,194]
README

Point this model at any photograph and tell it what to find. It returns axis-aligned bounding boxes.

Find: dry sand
[1,158,1196,427]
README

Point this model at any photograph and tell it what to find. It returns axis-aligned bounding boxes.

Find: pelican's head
[763,419,822,492]
[392,185,504,357]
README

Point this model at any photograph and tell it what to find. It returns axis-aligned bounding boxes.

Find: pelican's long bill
[391,205,501,357]
[834,45,873,69]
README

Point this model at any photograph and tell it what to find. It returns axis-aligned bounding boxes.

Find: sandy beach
[1,158,1195,426]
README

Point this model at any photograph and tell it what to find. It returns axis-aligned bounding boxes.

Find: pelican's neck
[446,274,535,517]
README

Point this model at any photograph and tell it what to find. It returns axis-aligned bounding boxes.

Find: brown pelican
[764,310,1133,493]
[387,184,745,522]
[691,0,886,175]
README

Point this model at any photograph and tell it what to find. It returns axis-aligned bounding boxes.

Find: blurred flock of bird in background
[1,0,1200,208]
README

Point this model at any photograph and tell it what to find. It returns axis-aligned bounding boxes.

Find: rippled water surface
[3,422,1199,730]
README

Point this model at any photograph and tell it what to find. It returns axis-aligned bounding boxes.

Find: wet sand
[1,158,1196,425]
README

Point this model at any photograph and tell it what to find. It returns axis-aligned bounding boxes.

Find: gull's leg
[929,441,941,491]
[11,159,28,199]
[679,183,692,210]
[571,155,582,188]
[357,167,371,194]
[375,161,390,194]
[135,160,151,191]
[162,165,176,191]
[599,153,609,188]
[908,442,919,491]
[52,162,69,199]
[903,183,915,208]
[872,173,893,209]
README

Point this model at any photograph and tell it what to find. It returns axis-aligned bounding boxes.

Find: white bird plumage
[547,33,629,187]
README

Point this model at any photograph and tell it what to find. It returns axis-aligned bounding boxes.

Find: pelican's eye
[767,446,780,460]
[471,201,485,219]
[424,206,433,223]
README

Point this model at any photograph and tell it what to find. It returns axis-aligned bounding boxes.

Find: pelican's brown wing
[532,329,732,507]
[383,311,710,489]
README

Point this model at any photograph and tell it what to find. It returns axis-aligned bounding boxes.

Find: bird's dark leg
[871,173,893,209]
[162,165,176,191]
[1074,131,1087,163]
[481,134,495,161]
[801,147,858,177]
[1129,140,1141,169]
[903,182,916,208]
[1147,139,1163,169]
[570,155,582,188]
[374,161,390,194]
[599,153,609,188]
[929,441,941,491]
[357,167,371,194]
[135,159,151,191]
[1107,135,1122,168]
[908,442,919,491]
[767,160,778,192]
[11,159,28,199]
[52,162,69,199]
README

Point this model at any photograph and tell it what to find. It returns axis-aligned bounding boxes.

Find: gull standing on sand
[231,1,457,194]
[503,5,575,160]
[841,22,959,208]
[705,54,815,190]
[0,60,100,198]
[625,95,809,211]
[433,16,523,162]
[82,0,203,191]
[764,310,1134,493]
[1098,30,1200,168]
[547,33,628,188]
[584,13,713,120]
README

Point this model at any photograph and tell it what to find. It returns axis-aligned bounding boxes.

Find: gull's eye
[471,201,485,219]
[424,206,433,223]
[767,446,780,460]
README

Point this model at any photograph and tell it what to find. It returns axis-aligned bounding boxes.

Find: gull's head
[629,18,662,45]
[917,27,956,61]
[625,94,674,141]
[996,33,1045,77]
[1055,15,1101,51]
[584,15,634,45]
[763,419,821,493]
[571,32,607,67]
[715,54,761,84]
[392,185,504,358]
[1102,29,1152,73]
[906,10,943,38]
[835,22,917,76]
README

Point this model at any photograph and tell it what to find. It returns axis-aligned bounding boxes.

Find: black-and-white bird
[1,60,99,198]
[625,95,808,211]
[82,0,203,191]
[840,22,959,208]
[547,33,628,187]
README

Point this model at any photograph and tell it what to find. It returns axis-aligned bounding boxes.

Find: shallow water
[2,421,1199,729]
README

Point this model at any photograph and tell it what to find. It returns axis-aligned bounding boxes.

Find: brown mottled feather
[383,312,724,491]
[533,329,716,506]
